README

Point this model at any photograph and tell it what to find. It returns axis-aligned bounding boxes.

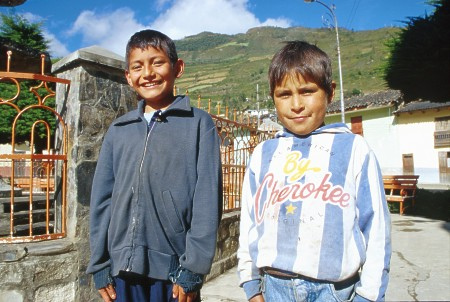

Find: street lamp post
[304,0,345,123]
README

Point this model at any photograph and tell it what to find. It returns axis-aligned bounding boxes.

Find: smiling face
[125,46,184,111]
[274,73,335,136]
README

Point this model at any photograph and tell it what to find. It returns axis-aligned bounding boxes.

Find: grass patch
[219,41,249,48]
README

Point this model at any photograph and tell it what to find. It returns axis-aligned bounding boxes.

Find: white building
[325,90,450,188]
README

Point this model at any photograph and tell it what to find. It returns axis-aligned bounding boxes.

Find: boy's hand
[249,294,265,302]
[172,284,198,302]
[98,284,116,302]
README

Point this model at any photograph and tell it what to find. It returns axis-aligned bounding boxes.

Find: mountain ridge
[173,26,400,111]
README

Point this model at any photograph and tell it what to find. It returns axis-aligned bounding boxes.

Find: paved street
[201,214,450,301]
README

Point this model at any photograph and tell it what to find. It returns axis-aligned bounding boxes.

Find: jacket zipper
[126,112,160,272]
[139,119,157,173]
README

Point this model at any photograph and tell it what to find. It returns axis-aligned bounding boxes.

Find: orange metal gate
[192,96,277,213]
[0,52,70,243]
[210,113,275,212]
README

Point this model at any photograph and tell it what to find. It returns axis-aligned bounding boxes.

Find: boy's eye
[275,91,291,99]
[153,59,166,66]
[131,65,142,71]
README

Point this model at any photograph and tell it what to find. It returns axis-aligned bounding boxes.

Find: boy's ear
[175,59,185,78]
[329,81,337,104]
[125,70,133,87]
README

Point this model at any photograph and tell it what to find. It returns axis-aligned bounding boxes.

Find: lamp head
[304,0,315,2]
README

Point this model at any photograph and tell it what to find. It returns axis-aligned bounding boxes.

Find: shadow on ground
[389,188,450,223]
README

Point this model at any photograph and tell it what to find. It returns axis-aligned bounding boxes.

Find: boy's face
[125,46,184,110]
[274,73,335,136]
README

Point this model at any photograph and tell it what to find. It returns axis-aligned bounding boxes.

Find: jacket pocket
[161,190,185,233]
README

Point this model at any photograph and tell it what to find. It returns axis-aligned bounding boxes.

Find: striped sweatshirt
[237,123,391,301]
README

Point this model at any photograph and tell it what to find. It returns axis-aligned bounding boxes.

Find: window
[438,152,450,174]
[402,153,414,174]
[351,116,364,136]
[434,116,450,148]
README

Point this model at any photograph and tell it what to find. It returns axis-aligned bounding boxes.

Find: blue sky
[1,0,432,58]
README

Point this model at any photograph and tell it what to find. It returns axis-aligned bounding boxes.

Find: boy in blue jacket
[237,41,391,301]
[87,29,222,302]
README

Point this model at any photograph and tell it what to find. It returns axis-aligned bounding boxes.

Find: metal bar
[10,162,15,237]
[28,174,34,237]
[61,158,67,235]
[0,72,71,84]
[45,161,50,234]
[0,154,67,160]
[0,233,65,244]
[6,50,12,72]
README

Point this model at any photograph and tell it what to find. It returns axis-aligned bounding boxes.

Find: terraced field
[174,26,400,112]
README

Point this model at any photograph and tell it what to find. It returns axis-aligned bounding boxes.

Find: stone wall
[208,211,241,282]
[0,46,240,301]
[0,240,76,302]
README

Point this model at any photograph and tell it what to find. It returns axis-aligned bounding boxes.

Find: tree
[0,13,49,51]
[0,81,56,153]
[384,0,450,103]
[0,13,55,152]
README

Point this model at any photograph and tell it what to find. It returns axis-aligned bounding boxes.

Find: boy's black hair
[268,41,333,98]
[125,29,178,69]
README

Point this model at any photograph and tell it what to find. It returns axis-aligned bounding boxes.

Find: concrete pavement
[201,214,450,301]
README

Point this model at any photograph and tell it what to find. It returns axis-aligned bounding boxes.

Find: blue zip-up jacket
[238,123,391,301]
[86,96,222,290]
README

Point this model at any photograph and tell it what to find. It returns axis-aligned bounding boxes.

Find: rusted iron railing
[192,94,278,213]
[0,51,70,243]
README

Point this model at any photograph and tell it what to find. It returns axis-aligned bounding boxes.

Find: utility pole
[256,84,260,128]
[304,0,345,123]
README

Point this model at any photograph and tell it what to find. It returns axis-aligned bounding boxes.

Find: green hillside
[174,26,400,111]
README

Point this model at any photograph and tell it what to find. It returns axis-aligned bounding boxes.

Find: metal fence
[0,52,69,243]
[195,96,276,213]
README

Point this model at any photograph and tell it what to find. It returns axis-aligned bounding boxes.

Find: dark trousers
[114,275,201,302]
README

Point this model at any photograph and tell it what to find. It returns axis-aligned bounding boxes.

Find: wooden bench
[14,177,55,193]
[383,175,419,215]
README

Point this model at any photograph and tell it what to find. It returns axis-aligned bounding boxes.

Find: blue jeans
[114,274,201,302]
[262,273,356,302]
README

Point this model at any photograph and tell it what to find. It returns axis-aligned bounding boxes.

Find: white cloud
[19,12,70,58]
[44,31,70,58]
[65,0,292,55]
[261,18,292,28]
[151,0,292,39]
[21,12,41,23]
[68,7,145,56]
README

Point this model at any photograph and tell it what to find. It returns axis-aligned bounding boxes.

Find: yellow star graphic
[286,203,297,214]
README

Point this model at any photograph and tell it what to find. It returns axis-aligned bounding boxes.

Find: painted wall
[325,106,450,185]
[325,106,400,170]
[394,109,450,184]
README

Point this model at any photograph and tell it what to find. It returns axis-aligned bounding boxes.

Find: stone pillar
[52,46,136,301]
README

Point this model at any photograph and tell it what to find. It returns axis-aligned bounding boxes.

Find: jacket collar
[136,95,191,117]
[114,95,191,125]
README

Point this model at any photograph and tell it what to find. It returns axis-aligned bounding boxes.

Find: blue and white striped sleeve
[355,150,392,301]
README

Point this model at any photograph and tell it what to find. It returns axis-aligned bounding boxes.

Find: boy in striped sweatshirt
[237,41,391,302]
